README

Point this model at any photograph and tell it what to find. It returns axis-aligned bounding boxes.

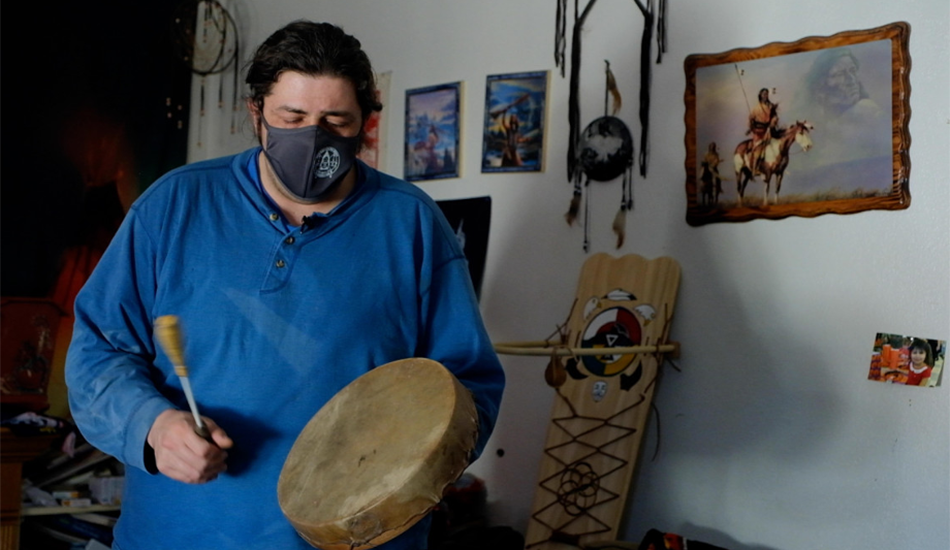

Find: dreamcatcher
[556,0,668,252]
[566,61,635,251]
[171,0,240,145]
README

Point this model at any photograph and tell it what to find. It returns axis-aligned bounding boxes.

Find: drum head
[278,358,477,550]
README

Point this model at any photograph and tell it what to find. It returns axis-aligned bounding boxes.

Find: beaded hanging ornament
[171,0,240,146]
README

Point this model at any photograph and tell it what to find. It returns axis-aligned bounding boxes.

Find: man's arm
[417,254,505,461]
[65,210,231,481]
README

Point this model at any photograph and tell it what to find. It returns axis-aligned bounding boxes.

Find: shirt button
[284,236,295,245]
[269,213,279,221]
[276,260,286,268]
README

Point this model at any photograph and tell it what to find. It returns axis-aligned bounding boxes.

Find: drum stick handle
[154,315,213,442]
[179,376,211,439]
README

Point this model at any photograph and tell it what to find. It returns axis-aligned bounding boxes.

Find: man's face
[825,56,861,108]
[253,71,363,147]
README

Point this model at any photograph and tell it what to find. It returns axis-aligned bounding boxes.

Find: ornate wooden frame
[684,22,911,226]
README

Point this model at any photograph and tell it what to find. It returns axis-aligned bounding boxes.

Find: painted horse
[733,120,814,207]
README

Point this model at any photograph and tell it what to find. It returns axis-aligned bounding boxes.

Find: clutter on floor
[2,410,121,549]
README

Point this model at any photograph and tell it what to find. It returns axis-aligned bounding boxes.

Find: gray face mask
[262,119,361,203]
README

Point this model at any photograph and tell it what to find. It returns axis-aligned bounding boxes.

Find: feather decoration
[605,60,622,116]
[565,187,582,226]
[612,205,627,249]
[605,289,635,302]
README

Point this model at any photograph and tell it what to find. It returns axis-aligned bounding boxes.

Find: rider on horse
[747,88,781,175]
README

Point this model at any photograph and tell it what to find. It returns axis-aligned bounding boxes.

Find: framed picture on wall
[435,196,491,301]
[868,332,945,388]
[683,21,910,226]
[358,70,391,170]
[404,82,462,181]
[481,71,549,173]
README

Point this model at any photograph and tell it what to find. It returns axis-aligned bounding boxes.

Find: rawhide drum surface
[277,357,478,550]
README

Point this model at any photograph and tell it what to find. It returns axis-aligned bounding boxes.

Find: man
[699,141,722,206]
[66,20,505,550]
[747,88,779,174]
[748,88,778,142]
[801,47,883,122]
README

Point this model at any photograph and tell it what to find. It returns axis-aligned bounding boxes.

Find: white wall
[190,1,950,548]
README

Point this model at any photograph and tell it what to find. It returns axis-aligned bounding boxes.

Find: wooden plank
[524,253,681,549]
[20,505,121,517]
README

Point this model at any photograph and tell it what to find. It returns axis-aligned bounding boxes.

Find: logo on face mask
[313,147,342,179]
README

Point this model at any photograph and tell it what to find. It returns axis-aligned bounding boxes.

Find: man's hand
[147,409,233,484]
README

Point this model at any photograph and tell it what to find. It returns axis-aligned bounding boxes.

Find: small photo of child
[869,332,945,387]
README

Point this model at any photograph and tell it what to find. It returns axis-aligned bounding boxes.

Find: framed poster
[404,82,462,181]
[481,71,549,173]
[435,196,491,301]
[358,70,390,170]
[683,22,910,225]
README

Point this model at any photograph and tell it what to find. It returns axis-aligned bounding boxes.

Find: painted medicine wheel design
[579,307,642,377]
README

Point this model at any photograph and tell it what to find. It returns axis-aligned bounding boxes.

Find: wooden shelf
[1,428,63,550]
[20,505,121,517]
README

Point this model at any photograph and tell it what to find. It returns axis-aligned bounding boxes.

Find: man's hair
[245,20,383,121]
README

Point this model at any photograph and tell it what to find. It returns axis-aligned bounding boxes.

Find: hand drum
[278,358,478,550]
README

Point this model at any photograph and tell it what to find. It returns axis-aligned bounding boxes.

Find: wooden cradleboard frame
[497,253,681,549]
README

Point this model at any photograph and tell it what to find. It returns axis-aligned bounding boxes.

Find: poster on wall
[404,82,462,182]
[868,333,945,387]
[358,70,391,170]
[683,22,910,226]
[481,71,549,173]
[435,196,491,301]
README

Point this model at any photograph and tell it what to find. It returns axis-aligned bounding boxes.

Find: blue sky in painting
[406,85,458,153]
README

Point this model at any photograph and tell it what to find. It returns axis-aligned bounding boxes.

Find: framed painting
[684,22,910,226]
[481,71,549,173]
[404,82,462,181]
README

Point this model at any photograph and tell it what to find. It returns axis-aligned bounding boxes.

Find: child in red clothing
[905,338,934,386]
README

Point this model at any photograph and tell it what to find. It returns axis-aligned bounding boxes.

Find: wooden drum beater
[154,315,211,439]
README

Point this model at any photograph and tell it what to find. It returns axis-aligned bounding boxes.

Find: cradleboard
[523,253,681,549]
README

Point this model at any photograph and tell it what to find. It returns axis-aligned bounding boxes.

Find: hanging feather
[605,60,622,116]
[565,184,582,226]
[612,204,626,249]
